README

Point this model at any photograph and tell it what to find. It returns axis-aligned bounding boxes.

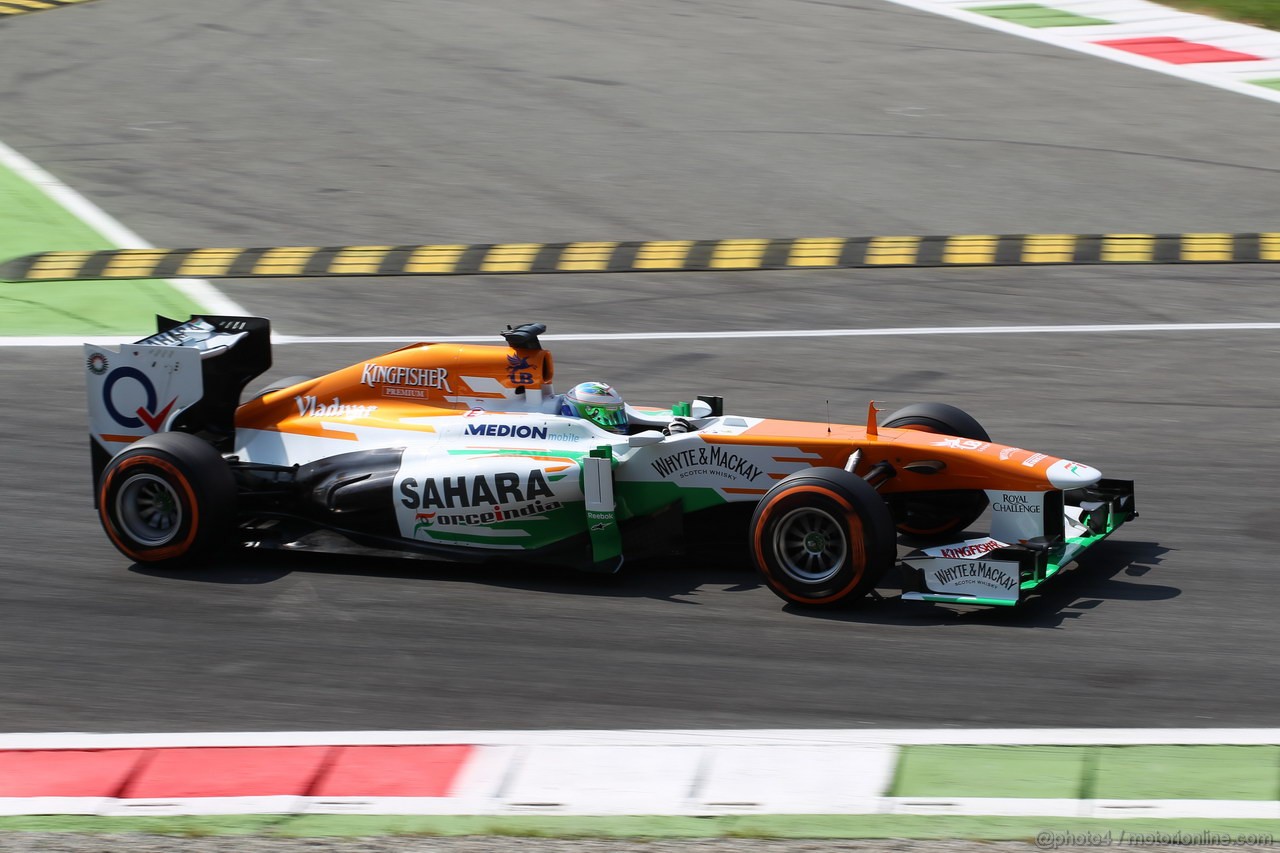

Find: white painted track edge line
[3,321,1280,348]
[2,728,1279,749]
[101,795,304,817]
[0,795,1277,818]
[0,139,250,316]
[272,322,1280,344]
[875,0,1280,106]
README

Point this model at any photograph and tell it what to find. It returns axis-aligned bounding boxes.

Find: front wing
[899,479,1137,606]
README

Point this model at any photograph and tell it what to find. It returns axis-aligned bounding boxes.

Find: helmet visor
[580,403,628,433]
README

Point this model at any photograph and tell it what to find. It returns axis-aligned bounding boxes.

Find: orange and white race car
[86,316,1135,608]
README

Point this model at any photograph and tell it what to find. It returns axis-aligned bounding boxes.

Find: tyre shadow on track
[129,538,1172,627]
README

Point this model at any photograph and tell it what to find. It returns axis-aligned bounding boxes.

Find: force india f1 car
[85,316,1136,608]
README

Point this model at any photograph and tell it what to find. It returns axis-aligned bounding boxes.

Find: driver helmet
[561,382,628,434]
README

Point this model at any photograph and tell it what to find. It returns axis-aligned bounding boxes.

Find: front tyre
[750,467,895,607]
[881,402,991,539]
[97,432,237,566]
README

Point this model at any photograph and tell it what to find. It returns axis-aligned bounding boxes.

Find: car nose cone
[1047,459,1102,489]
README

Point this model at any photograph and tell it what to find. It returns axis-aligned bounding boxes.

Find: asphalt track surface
[2,0,1280,732]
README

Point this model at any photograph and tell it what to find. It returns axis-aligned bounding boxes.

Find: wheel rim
[115,473,183,546]
[772,506,848,584]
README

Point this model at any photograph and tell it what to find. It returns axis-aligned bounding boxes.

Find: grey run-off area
[0,0,1278,735]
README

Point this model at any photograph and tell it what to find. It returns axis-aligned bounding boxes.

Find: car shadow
[128,536,1170,626]
[131,536,761,600]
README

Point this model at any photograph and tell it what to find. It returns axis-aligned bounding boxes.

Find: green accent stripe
[908,594,1019,606]
[1253,78,1280,91]
[892,746,1280,800]
[415,531,526,544]
[446,448,589,459]
[967,3,1112,27]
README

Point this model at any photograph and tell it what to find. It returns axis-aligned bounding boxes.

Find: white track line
[0,139,249,316]
[3,795,1278,819]
[272,322,1280,344]
[880,0,1280,106]
[2,321,1278,348]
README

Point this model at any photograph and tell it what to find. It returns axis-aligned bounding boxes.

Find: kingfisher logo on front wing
[937,539,1005,559]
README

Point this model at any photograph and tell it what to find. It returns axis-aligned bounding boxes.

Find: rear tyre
[246,375,314,403]
[881,402,990,539]
[97,432,237,566]
[750,467,895,607]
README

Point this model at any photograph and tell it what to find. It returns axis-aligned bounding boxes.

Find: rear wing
[86,315,271,493]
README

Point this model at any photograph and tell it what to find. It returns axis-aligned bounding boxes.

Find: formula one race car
[85,315,1136,608]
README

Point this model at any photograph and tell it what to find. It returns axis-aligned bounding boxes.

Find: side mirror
[690,400,713,418]
[628,430,665,447]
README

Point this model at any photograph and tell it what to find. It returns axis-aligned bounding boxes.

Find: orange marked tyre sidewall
[99,455,201,562]
[96,433,236,567]
[750,468,895,608]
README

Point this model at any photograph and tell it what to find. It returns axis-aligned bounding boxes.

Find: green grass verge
[892,745,1092,798]
[0,815,1278,839]
[1094,746,1280,800]
[891,745,1280,800]
[1160,0,1280,30]
[968,4,1112,27]
[0,154,202,336]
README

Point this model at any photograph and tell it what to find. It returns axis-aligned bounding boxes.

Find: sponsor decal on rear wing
[138,317,249,359]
